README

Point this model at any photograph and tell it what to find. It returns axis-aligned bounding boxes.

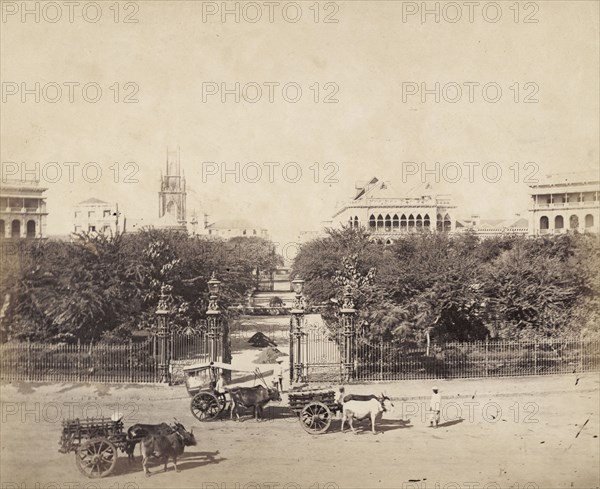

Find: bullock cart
[288,388,341,435]
[183,362,341,432]
[58,416,129,478]
[183,361,258,421]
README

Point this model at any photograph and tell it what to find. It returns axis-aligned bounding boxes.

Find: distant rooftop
[1,179,47,190]
[77,198,110,205]
[206,219,265,230]
[456,216,529,230]
[531,170,599,187]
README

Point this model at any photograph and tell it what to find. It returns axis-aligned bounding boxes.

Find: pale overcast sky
[2,1,598,246]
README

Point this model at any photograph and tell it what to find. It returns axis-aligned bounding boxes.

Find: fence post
[380,339,384,380]
[288,317,294,385]
[534,340,538,374]
[77,338,82,382]
[485,339,489,377]
[26,339,31,381]
[340,286,356,383]
[579,335,584,372]
[129,339,133,383]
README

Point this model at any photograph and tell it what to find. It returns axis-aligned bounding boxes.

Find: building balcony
[1,207,48,215]
[530,201,600,211]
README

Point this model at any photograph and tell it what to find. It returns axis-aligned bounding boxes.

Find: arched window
[26,220,36,239]
[384,214,391,231]
[569,215,579,229]
[392,214,399,229]
[423,214,431,228]
[540,216,549,230]
[11,220,20,238]
[0,220,4,237]
[437,214,443,232]
[369,215,376,230]
[385,239,393,245]
[400,214,407,229]
[354,216,359,228]
[416,214,423,228]
[408,214,415,228]
[585,214,594,228]
[377,214,384,229]
[555,215,564,229]
[443,214,451,232]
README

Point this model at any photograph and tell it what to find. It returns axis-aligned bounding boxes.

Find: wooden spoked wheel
[299,401,332,434]
[191,391,224,421]
[75,437,117,478]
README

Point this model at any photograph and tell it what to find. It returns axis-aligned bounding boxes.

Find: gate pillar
[206,272,222,364]
[340,286,356,382]
[290,278,306,384]
[155,285,171,383]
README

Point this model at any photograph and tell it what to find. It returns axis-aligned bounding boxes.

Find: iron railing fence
[301,333,600,383]
[2,333,597,384]
[170,331,210,362]
[0,339,159,383]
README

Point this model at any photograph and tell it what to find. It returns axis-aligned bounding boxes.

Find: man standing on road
[428,386,441,428]
[277,360,285,393]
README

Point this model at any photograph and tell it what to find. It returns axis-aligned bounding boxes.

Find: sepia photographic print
[1,1,599,488]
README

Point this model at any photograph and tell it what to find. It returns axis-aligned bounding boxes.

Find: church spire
[158,147,187,225]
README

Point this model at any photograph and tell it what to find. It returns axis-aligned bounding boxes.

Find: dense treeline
[291,227,600,344]
[0,231,282,343]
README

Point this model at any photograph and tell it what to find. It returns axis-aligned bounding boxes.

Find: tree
[0,230,284,343]
[292,227,599,344]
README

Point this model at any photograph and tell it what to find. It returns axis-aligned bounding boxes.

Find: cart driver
[215,371,228,402]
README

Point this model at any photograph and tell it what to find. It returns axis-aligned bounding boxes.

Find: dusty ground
[2,318,598,488]
[1,372,599,489]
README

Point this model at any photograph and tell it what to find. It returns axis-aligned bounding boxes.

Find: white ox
[340,394,393,435]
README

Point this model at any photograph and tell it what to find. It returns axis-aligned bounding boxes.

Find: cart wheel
[299,401,332,434]
[75,437,117,478]
[191,392,224,421]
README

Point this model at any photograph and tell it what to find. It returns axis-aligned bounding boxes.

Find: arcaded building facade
[529,172,599,235]
[331,177,455,244]
[0,180,48,239]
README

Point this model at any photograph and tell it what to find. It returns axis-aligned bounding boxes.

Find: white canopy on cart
[182,361,256,375]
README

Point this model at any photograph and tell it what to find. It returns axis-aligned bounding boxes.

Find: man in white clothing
[428,386,441,428]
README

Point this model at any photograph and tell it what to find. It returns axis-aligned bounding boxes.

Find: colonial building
[73,198,121,235]
[204,218,269,239]
[455,215,529,238]
[331,177,455,243]
[0,180,48,239]
[529,171,599,235]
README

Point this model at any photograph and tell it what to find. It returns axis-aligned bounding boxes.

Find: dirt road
[1,374,598,489]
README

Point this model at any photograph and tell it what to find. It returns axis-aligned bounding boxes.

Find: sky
[1,0,598,247]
